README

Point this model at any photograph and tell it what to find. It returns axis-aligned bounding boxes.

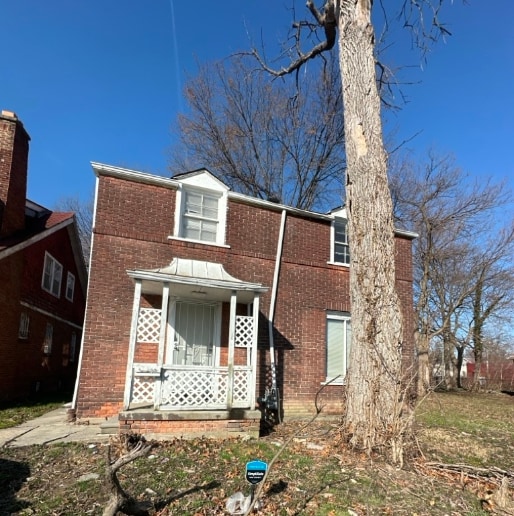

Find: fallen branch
[420,461,514,514]
[425,462,514,487]
[102,435,157,516]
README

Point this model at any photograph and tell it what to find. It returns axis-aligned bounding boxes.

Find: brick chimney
[0,110,30,237]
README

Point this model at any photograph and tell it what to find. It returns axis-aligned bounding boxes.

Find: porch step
[99,417,119,435]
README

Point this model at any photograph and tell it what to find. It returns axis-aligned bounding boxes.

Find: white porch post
[250,293,260,408]
[124,279,142,409]
[227,290,237,409]
[154,282,169,409]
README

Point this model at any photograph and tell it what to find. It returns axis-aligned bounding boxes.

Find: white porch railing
[130,364,253,410]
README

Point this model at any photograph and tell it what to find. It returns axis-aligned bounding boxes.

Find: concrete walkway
[0,405,112,448]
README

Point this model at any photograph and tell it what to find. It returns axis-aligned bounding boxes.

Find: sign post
[245,460,268,504]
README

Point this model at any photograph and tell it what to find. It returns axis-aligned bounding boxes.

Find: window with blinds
[326,311,351,383]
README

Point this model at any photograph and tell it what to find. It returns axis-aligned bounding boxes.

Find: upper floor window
[326,311,352,383]
[42,252,63,297]
[334,217,350,264]
[328,208,350,266]
[182,189,220,243]
[66,272,75,302]
[172,170,228,246]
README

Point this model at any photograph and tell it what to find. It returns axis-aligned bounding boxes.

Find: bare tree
[169,54,345,211]
[465,226,514,389]
[391,152,513,393]
[54,193,94,266]
[247,1,457,465]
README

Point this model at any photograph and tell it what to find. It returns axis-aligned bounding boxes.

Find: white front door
[168,300,220,366]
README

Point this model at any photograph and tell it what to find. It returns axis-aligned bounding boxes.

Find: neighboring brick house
[73,162,416,436]
[0,110,87,401]
[466,360,514,391]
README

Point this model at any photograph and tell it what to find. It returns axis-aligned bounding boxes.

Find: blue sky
[1,1,513,210]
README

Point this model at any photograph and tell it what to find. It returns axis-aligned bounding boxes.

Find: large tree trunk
[338,1,409,465]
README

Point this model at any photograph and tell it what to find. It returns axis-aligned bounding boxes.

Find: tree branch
[248,0,337,78]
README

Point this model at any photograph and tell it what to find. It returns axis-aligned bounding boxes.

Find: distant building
[0,110,87,401]
[73,162,416,437]
[466,359,514,391]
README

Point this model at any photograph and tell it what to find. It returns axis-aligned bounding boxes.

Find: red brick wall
[21,227,86,323]
[76,173,415,419]
[0,251,25,399]
[0,112,29,237]
[0,226,85,400]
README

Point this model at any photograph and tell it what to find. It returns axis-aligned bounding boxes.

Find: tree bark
[442,332,457,390]
[416,331,431,395]
[338,0,409,465]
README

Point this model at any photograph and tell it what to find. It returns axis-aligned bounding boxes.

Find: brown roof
[0,208,74,253]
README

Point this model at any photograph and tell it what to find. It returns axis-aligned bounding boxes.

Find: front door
[169,300,219,366]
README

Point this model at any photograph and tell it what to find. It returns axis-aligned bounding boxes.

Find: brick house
[0,110,87,401]
[73,163,416,436]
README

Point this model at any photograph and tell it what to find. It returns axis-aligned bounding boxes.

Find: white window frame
[19,312,30,339]
[171,172,228,247]
[325,311,351,384]
[42,252,63,297]
[181,188,221,243]
[331,216,350,266]
[43,323,54,355]
[65,272,75,301]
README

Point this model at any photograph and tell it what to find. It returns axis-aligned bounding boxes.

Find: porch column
[154,282,169,409]
[227,289,237,409]
[250,293,260,408]
[124,279,142,409]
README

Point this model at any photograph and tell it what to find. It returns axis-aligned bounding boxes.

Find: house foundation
[116,408,261,438]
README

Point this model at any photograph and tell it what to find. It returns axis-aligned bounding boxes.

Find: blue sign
[245,460,267,485]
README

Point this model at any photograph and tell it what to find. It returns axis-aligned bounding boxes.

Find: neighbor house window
[65,272,75,301]
[42,252,63,297]
[62,332,77,366]
[326,311,351,383]
[70,332,77,362]
[19,312,30,339]
[43,323,53,354]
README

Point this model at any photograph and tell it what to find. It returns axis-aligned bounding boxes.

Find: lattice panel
[137,308,161,343]
[233,369,251,402]
[235,316,253,348]
[160,369,228,408]
[131,376,155,404]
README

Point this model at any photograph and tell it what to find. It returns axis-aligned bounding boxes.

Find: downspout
[72,175,99,412]
[267,209,287,410]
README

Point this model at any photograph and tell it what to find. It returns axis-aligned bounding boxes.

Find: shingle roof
[0,204,74,252]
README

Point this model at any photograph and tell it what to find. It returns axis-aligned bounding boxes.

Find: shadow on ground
[0,457,31,513]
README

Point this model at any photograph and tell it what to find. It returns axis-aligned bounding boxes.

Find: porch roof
[127,258,268,302]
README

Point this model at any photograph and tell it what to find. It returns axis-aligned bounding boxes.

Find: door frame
[165,298,222,367]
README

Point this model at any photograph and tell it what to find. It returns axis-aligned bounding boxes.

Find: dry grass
[1,391,513,515]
